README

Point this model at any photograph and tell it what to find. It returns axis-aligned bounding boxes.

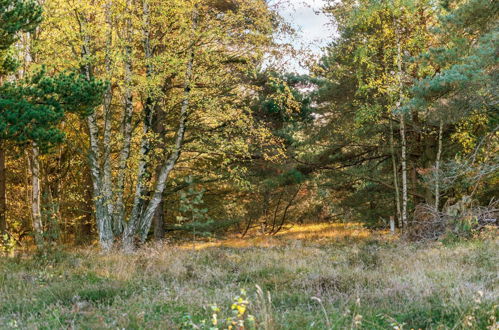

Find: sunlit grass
[179,222,384,250]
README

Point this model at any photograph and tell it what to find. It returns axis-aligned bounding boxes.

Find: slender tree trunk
[77,168,94,245]
[261,189,270,228]
[102,0,117,235]
[30,144,44,246]
[153,200,165,240]
[270,190,284,234]
[273,184,302,235]
[151,94,167,241]
[0,142,6,236]
[136,42,196,244]
[114,0,134,235]
[44,182,61,243]
[395,20,408,228]
[435,120,443,210]
[122,0,154,249]
[87,112,114,251]
[389,118,402,225]
[81,24,114,251]
[400,115,408,228]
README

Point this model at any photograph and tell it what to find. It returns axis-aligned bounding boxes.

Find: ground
[0,223,498,329]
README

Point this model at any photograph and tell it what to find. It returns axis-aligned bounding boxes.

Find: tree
[37,0,279,250]
[406,0,498,205]
[0,0,42,237]
[305,0,437,227]
[0,70,104,244]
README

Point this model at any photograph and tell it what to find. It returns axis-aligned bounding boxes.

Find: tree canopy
[0,0,496,251]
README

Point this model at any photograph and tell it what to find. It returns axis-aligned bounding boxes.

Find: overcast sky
[272,0,334,73]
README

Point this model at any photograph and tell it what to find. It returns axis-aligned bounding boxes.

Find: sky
[272,0,334,73]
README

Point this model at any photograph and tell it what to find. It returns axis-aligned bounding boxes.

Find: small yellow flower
[236,304,246,316]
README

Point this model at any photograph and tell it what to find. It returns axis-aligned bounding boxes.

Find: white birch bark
[114,0,134,234]
[102,0,116,234]
[137,49,194,243]
[87,112,114,251]
[30,144,43,246]
[122,0,154,250]
[22,29,45,246]
[400,113,408,228]
[80,17,114,251]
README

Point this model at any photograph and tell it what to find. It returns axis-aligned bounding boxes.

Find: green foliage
[0,0,42,50]
[296,0,498,226]
[253,71,313,124]
[0,69,105,151]
[177,179,211,224]
[0,233,15,253]
[407,0,498,118]
[0,0,42,74]
[173,177,239,237]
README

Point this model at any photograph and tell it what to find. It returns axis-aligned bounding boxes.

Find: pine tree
[0,0,42,237]
[406,0,498,204]
[0,70,104,244]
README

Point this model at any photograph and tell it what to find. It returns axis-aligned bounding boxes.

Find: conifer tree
[0,1,104,245]
[0,0,42,236]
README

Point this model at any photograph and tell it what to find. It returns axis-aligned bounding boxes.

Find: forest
[0,0,497,328]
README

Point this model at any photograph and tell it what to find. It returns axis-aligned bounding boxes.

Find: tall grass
[0,224,497,329]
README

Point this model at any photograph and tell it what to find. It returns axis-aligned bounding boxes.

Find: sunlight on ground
[179,222,391,250]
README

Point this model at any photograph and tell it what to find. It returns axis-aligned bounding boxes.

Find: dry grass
[0,223,497,329]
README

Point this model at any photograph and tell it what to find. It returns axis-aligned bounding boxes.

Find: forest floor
[0,223,498,329]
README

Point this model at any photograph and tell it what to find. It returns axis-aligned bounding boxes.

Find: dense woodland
[0,0,497,252]
[0,0,498,329]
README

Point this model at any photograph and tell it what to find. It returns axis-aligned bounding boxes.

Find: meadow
[1,224,497,329]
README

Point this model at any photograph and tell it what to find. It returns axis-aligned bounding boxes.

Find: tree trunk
[435,120,443,210]
[395,19,408,229]
[87,112,114,251]
[153,200,165,240]
[136,39,196,244]
[389,118,402,226]
[102,0,117,235]
[122,0,154,250]
[0,143,6,236]
[114,0,134,235]
[81,24,114,251]
[29,144,44,246]
[400,115,408,228]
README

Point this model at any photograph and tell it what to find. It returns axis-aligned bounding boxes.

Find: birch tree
[37,0,278,250]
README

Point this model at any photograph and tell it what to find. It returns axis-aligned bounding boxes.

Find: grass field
[0,224,498,329]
